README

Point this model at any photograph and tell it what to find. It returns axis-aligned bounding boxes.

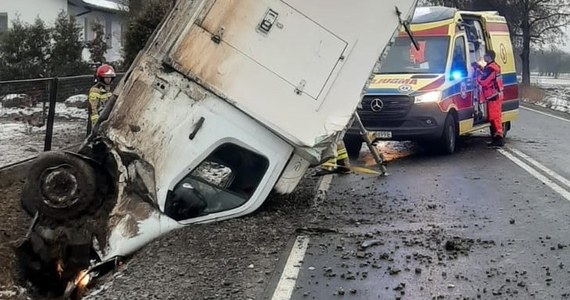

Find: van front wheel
[440,114,458,154]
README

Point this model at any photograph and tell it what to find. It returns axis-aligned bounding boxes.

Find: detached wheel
[343,134,364,160]
[21,151,97,220]
[440,114,458,154]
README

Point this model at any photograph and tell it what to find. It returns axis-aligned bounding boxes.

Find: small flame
[76,270,91,289]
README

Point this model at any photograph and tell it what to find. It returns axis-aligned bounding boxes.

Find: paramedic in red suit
[475,50,505,147]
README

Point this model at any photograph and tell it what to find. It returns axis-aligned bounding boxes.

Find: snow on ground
[0,94,29,101]
[0,120,86,167]
[0,102,87,120]
[65,94,89,107]
[0,103,88,167]
[529,76,570,88]
[525,76,570,114]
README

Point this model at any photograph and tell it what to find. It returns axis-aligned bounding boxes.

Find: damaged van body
[18,0,418,294]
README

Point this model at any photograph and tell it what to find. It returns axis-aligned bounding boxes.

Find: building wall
[68,5,124,63]
[0,0,67,31]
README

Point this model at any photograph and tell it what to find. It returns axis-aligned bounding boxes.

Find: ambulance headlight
[414,91,441,103]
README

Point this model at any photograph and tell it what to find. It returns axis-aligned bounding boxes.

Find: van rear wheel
[440,114,458,154]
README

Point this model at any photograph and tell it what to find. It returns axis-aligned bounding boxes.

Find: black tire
[343,134,364,160]
[21,151,97,220]
[490,122,510,139]
[440,114,458,154]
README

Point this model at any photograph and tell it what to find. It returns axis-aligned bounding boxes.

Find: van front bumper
[349,99,448,141]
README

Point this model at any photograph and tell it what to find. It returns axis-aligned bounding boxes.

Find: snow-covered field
[0,101,88,167]
[524,76,570,114]
[528,76,570,88]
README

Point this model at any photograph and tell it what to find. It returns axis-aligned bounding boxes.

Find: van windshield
[377,36,450,74]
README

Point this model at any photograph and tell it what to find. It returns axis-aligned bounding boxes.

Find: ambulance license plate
[375,131,392,139]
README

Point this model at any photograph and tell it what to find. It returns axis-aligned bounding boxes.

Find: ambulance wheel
[440,114,458,154]
[21,151,97,220]
[344,134,364,160]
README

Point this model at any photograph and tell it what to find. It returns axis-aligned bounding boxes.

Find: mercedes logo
[370,98,384,112]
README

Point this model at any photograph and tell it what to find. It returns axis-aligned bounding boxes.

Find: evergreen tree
[86,19,108,64]
[51,10,90,76]
[122,0,172,67]
[27,17,51,77]
[0,18,51,80]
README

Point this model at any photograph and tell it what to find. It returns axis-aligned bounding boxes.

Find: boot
[488,135,505,148]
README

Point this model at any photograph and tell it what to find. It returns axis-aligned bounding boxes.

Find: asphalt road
[271,105,570,300]
[51,104,570,300]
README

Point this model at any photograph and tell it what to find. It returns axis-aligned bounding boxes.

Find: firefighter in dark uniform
[88,64,116,127]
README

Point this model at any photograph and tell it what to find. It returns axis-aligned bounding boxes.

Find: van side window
[164,143,269,221]
[451,36,467,76]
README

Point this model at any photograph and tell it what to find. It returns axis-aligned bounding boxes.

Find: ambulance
[344,6,519,156]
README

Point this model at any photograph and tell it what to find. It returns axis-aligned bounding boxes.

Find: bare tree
[508,0,570,85]
[424,0,570,85]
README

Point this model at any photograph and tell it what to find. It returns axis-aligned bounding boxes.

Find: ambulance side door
[448,34,474,132]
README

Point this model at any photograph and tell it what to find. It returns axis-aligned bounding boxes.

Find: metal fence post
[44,77,58,152]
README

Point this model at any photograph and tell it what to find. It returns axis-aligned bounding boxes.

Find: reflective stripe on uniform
[337,150,349,160]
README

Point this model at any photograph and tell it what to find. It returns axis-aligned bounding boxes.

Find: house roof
[69,0,128,13]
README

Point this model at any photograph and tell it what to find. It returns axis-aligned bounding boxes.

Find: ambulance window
[377,36,450,74]
[164,144,269,221]
[450,36,467,76]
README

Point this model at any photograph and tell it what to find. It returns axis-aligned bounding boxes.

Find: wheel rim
[40,164,80,209]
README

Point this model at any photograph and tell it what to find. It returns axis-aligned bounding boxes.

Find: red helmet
[96,64,116,78]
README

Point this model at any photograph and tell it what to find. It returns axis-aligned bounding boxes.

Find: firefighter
[319,141,351,175]
[474,50,504,147]
[88,64,116,126]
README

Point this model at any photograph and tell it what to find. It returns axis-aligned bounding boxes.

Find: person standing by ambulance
[474,50,504,147]
[88,64,116,132]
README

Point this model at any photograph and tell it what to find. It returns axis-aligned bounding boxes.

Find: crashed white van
[18,0,418,294]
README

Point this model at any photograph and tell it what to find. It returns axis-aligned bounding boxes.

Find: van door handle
[189,117,205,140]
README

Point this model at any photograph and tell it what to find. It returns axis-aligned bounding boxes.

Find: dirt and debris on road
[289,136,570,299]
[82,172,320,300]
[0,166,32,300]
[2,118,570,300]
[0,164,320,300]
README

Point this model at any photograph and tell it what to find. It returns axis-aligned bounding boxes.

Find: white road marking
[318,174,333,192]
[272,174,333,299]
[498,149,570,201]
[271,235,310,300]
[507,146,570,190]
[521,106,570,123]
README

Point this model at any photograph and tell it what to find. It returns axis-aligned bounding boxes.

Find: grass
[519,84,545,104]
